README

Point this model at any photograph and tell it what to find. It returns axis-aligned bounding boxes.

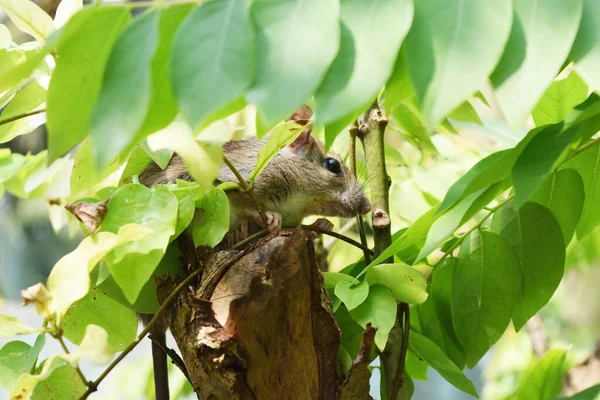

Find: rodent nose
[360,203,371,215]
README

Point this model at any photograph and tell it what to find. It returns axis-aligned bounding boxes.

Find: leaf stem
[0,108,45,127]
[78,267,202,400]
[223,156,269,227]
[563,135,600,164]
[349,123,371,264]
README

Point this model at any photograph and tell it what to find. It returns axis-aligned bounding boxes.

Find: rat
[139,105,372,232]
[138,106,371,400]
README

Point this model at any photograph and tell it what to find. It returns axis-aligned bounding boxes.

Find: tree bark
[156,230,355,399]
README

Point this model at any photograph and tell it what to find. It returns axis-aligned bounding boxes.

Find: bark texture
[156,230,356,399]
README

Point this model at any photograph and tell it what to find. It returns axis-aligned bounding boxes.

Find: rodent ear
[286,105,314,156]
[287,126,313,156]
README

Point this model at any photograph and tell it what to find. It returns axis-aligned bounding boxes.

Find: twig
[563,135,600,164]
[349,124,371,264]
[0,108,45,127]
[229,229,269,250]
[223,156,269,227]
[298,225,374,256]
[79,267,202,399]
[54,333,90,387]
[149,335,190,381]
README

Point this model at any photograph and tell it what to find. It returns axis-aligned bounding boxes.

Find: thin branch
[79,267,203,400]
[52,331,90,387]
[298,225,374,257]
[229,229,269,251]
[563,135,600,164]
[223,156,269,227]
[0,108,45,127]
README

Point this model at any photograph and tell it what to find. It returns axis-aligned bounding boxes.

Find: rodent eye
[323,157,342,174]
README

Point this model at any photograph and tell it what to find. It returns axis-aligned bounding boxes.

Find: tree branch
[357,101,408,400]
[79,267,203,400]
[349,123,371,264]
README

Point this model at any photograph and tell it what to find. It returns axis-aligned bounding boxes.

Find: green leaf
[365,263,428,304]
[0,152,24,185]
[322,272,354,289]
[530,169,585,244]
[62,286,137,353]
[90,10,160,168]
[192,187,230,248]
[448,101,483,126]
[0,80,46,143]
[0,47,45,95]
[0,0,55,42]
[491,202,565,330]
[512,123,578,208]
[250,120,302,181]
[515,349,566,400]
[417,182,508,262]
[391,98,438,155]
[146,121,223,190]
[562,142,600,239]
[315,0,414,146]
[0,341,33,389]
[385,52,415,115]
[492,0,583,127]
[248,0,339,127]
[409,331,478,397]
[0,313,40,336]
[171,0,255,131]
[31,363,86,400]
[26,335,46,373]
[532,72,589,126]
[452,231,520,367]
[101,185,178,303]
[142,140,173,170]
[557,384,600,400]
[47,6,131,160]
[172,192,195,240]
[334,280,369,311]
[349,285,397,351]
[570,0,600,95]
[11,357,71,399]
[47,224,152,317]
[428,258,466,368]
[405,351,429,381]
[70,138,128,200]
[404,0,511,129]
[137,5,193,138]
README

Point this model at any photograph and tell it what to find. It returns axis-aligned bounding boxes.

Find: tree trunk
[156,230,355,399]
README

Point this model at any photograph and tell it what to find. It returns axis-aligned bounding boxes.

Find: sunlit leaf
[171,0,255,131]
[0,341,32,390]
[192,187,230,248]
[315,0,413,147]
[404,0,511,129]
[47,224,152,317]
[349,285,397,351]
[63,324,114,366]
[0,81,46,143]
[334,281,369,311]
[101,185,178,303]
[0,24,11,49]
[322,272,354,289]
[53,0,82,28]
[448,101,483,126]
[250,120,302,181]
[11,357,76,400]
[491,201,565,330]
[410,331,478,397]
[248,0,339,127]
[532,72,589,126]
[47,6,131,160]
[492,0,583,127]
[0,314,39,337]
[452,231,519,367]
[0,0,55,42]
[146,121,223,191]
[365,263,428,304]
[31,363,86,400]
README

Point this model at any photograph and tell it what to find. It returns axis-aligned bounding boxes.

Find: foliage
[1,0,600,398]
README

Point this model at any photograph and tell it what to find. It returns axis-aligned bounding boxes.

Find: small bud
[21,283,53,316]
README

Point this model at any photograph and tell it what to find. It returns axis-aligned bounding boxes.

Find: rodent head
[262,108,371,221]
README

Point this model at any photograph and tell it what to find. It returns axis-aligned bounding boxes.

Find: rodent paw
[265,211,282,232]
[310,218,334,232]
